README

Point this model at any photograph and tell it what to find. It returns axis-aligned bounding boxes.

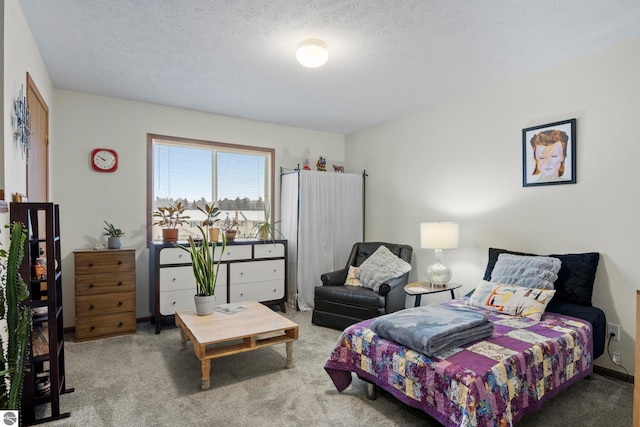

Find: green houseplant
[220,214,239,241]
[103,220,125,249]
[249,202,281,241]
[0,222,32,410]
[197,203,220,242]
[152,202,190,242]
[175,225,226,315]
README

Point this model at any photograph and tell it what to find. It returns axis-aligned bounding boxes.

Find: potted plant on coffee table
[103,220,125,249]
[174,225,226,315]
[198,203,221,242]
[152,202,190,242]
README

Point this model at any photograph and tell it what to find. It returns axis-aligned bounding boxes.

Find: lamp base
[425,263,452,285]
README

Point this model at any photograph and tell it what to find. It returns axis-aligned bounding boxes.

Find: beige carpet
[39,310,632,426]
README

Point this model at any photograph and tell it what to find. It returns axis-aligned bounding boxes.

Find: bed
[323,248,606,426]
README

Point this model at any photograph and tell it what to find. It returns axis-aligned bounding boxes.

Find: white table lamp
[420,222,459,285]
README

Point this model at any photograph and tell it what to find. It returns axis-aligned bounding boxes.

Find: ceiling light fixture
[296,39,329,68]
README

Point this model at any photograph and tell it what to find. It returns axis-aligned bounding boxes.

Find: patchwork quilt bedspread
[324,299,593,427]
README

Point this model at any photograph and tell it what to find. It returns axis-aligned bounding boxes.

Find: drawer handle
[268,249,272,253]
[117,281,123,286]
[240,272,244,276]
[273,269,277,272]
[172,301,176,306]
[172,278,176,282]
[89,284,95,288]
[88,263,94,267]
[240,293,244,297]
[178,254,183,258]
[118,301,123,306]
[89,305,95,310]
[90,326,95,331]
[118,322,124,327]
[117,261,122,265]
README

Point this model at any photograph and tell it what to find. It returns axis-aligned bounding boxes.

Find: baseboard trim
[594,365,634,383]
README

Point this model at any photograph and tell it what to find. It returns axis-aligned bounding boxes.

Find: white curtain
[281,171,363,311]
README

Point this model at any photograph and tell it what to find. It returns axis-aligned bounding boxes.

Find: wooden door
[26,73,49,202]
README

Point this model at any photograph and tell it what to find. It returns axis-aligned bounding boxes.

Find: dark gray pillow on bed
[483,248,600,307]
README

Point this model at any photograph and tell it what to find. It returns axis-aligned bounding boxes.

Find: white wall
[3,0,53,194]
[346,37,640,373]
[2,0,53,241]
[52,90,345,325]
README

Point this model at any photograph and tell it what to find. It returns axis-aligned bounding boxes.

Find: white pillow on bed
[490,253,561,290]
[468,280,555,321]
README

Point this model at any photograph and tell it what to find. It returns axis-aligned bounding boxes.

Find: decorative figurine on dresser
[74,248,137,341]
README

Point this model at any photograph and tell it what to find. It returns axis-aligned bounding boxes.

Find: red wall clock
[91,148,118,172]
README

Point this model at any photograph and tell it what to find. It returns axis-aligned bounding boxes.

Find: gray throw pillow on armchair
[355,245,412,292]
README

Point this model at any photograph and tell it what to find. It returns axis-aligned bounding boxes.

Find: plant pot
[225,230,237,241]
[194,294,216,316]
[107,236,122,249]
[208,227,220,242]
[259,228,269,241]
[162,228,179,242]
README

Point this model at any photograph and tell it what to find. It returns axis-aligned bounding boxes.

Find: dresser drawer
[220,245,252,261]
[159,247,191,265]
[159,287,227,315]
[230,260,284,284]
[160,245,250,264]
[76,293,135,317]
[159,265,196,292]
[75,250,135,275]
[254,243,285,259]
[75,271,136,296]
[229,280,284,303]
[75,311,136,341]
[160,264,227,292]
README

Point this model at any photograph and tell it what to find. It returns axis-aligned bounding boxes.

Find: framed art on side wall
[522,118,576,187]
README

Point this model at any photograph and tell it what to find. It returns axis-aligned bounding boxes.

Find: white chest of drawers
[149,240,287,333]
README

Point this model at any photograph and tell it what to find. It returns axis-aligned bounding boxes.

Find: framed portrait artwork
[522,118,576,187]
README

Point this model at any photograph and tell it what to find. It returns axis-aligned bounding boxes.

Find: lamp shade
[420,222,459,249]
[296,39,329,68]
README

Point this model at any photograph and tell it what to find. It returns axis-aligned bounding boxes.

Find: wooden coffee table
[175,301,299,390]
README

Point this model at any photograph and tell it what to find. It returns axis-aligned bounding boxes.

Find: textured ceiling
[18,0,640,134]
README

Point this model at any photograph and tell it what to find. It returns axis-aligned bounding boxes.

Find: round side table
[404,281,462,307]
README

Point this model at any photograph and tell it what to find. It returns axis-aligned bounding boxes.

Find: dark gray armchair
[311,242,413,330]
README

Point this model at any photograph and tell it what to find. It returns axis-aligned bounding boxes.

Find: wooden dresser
[149,240,287,333]
[74,248,137,341]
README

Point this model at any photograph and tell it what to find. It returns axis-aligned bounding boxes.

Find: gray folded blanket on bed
[370,304,494,357]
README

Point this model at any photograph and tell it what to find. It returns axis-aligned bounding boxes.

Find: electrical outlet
[613,351,621,365]
[608,323,620,342]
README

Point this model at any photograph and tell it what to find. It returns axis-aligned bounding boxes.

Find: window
[147,134,274,242]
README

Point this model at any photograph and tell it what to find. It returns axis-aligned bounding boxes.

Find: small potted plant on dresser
[103,220,125,249]
[249,202,281,241]
[198,203,221,242]
[221,214,239,241]
[152,202,190,242]
[175,225,226,315]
